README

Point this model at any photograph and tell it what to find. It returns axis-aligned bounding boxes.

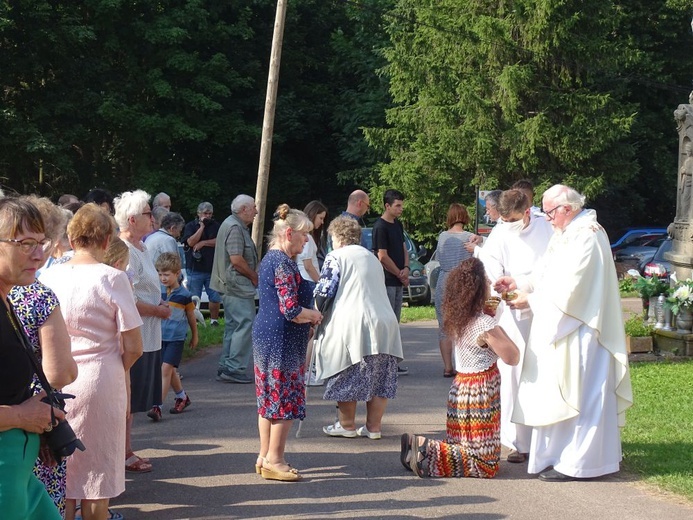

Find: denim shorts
[186,270,222,303]
[161,340,185,367]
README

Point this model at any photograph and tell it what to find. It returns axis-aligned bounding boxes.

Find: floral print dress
[9,281,67,517]
[252,249,313,420]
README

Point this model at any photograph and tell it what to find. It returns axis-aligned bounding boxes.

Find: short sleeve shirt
[454,314,499,373]
[372,217,406,286]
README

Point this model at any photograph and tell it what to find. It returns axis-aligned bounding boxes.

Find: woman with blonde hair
[252,204,322,482]
[40,203,143,519]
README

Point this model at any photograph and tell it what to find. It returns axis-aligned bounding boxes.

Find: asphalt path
[112,319,692,519]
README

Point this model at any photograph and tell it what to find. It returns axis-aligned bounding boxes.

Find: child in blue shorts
[155,252,198,415]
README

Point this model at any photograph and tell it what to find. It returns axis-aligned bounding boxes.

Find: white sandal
[322,421,358,438]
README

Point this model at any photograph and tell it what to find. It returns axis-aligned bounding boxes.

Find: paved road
[113,320,692,519]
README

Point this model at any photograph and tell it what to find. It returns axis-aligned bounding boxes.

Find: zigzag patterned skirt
[421,363,501,478]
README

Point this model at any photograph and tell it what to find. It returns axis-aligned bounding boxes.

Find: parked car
[613,233,667,265]
[640,237,673,280]
[424,250,440,304]
[610,227,667,252]
[362,228,430,306]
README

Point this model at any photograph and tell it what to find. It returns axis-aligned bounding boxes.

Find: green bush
[624,315,653,337]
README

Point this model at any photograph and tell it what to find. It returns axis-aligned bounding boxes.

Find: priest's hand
[494,276,517,294]
[507,291,529,310]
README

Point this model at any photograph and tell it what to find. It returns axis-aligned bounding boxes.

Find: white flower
[674,285,690,301]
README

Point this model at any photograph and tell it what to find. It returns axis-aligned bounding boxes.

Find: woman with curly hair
[400,258,519,479]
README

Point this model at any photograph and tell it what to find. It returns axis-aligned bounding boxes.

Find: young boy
[155,252,198,416]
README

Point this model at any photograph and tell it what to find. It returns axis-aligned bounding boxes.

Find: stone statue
[680,141,693,221]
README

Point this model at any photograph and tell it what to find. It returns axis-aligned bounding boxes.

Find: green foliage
[624,315,653,337]
[634,276,669,300]
[367,0,692,243]
[622,360,693,501]
[619,277,638,297]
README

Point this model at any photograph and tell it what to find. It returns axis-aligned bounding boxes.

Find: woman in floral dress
[252,204,322,482]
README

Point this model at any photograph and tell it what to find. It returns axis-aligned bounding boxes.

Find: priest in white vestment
[480,190,553,463]
[495,184,633,481]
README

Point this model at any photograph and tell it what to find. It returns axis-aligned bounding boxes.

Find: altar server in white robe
[479,189,553,463]
[495,184,632,481]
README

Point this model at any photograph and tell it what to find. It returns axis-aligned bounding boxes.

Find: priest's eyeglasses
[543,205,562,220]
[0,237,53,255]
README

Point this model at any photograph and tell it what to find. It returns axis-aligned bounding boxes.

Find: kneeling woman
[401,258,519,478]
[316,217,403,440]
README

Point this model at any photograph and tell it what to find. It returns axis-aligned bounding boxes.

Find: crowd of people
[0,180,632,517]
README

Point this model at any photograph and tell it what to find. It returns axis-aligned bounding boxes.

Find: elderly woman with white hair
[315,216,403,440]
[252,204,323,482]
[114,190,171,473]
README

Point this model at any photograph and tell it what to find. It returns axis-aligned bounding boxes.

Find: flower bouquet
[666,279,693,316]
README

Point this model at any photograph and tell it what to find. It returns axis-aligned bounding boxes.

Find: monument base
[653,329,693,357]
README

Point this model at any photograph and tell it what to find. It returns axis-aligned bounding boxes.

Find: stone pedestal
[653,329,693,357]
[667,100,693,278]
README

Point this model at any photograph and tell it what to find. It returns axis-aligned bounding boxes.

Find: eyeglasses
[543,205,562,220]
[0,237,53,255]
[140,211,152,218]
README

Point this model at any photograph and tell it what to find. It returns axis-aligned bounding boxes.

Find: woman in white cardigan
[314,217,404,440]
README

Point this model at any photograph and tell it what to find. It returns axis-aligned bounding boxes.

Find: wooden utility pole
[252,0,288,253]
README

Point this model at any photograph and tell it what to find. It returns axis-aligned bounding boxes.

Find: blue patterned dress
[9,281,67,518]
[253,250,313,420]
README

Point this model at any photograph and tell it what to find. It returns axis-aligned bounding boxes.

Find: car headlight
[411,269,422,277]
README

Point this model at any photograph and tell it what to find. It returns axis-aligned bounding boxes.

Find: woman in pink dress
[40,204,143,520]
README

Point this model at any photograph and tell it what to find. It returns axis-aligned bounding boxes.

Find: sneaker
[169,396,191,414]
[216,371,253,384]
[397,366,409,376]
[147,406,162,422]
[356,425,382,440]
[323,421,358,438]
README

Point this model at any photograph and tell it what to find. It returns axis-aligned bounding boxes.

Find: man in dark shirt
[181,202,222,325]
[372,189,409,374]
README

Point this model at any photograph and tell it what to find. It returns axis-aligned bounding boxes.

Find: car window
[653,239,673,261]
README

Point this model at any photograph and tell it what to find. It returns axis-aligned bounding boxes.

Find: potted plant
[623,315,653,353]
[666,279,693,332]
[633,276,668,321]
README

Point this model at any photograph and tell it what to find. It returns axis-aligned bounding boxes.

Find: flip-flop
[400,433,413,471]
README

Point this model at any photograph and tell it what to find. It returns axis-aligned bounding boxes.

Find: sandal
[443,370,456,378]
[125,454,152,473]
[260,460,302,482]
[255,456,266,474]
[400,433,413,472]
[75,505,124,520]
[409,435,429,478]
[126,452,150,464]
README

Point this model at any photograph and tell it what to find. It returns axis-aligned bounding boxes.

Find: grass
[622,360,693,501]
[183,320,224,359]
[401,304,436,323]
